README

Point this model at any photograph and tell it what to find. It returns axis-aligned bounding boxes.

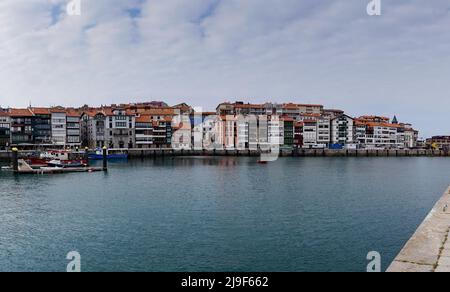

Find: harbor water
[0,157,449,272]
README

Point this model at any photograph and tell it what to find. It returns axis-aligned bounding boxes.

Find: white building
[359,123,400,149]
[51,109,67,146]
[268,116,283,146]
[104,108,135,149]
[331,115,354,145]
[316,118,331,146]
[302,120,317,148]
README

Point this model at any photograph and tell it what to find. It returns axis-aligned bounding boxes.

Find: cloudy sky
[0,0,449,136]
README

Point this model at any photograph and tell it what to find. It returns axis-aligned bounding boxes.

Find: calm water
[0,157,449,272]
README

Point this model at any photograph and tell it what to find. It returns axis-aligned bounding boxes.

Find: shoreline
[0,148,448,162]
[387,187,450,272]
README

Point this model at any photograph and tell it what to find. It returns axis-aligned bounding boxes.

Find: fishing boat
[47,159,85,168]
[25,150,87,168]
[88,148,128,160]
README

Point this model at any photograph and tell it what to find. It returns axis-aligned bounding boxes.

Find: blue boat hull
[88,154,128,160]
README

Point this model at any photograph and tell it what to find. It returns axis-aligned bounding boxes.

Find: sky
[0,0,449,137]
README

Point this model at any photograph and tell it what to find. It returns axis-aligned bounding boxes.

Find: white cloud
[0,0,450,136]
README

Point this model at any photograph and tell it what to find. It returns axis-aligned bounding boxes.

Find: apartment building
[302,120,318,148]
[66,109,82,148]
[135,115,153,148]
[331,115,354,145]
[171,114,192,150]
[104,107,135,149]
[294,122,304,147]
[81,110,106,149]
[50,108,67,146]
[30,108,52,145]
[268,116,283,147]
[0,111,10,149]
[281,117,294,147]
[359,122,401,149]
[9,109,34,146]
[316,118,331,146]
[427,136,450,150]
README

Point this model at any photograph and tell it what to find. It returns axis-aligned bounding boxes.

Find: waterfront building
[50,108,67,146]
[171,114,192,150]
[294,122,304,147]
[268,116,284,147]
[358,122,400,149]
[281,117,295,147]
[104,107,135,149]
[302,120,318,148]
[66,109,82,148]
[0,111,10,149]
[354,120,367,147]
[316,118,331,147]
[135,115,153,148]
[81,110,106,149]
[9,109,34,146]
[153,118,173,148]
[426,136,450,151]
[396,123,418,149]
[216,102,323,121]
[30,108,52,145]
[331,115,354,145]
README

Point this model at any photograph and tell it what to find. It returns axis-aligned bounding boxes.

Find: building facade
[0,112,10,149]
[331,115,354,145]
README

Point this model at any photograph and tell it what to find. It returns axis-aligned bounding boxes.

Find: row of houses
[0,101,420,150]
[211,102,419,150]
[0,107,81,149]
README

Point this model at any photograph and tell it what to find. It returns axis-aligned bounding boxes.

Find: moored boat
[88,148,128,160]
[25,150,87,168]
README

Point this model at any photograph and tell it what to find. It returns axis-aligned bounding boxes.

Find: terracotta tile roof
[9,108,33,117]
[366,122,399,128]
[30,107,50,115]
[136,115,151,123]
[234,103,264,109]
[50,107,67,113]
[66,109,81,117]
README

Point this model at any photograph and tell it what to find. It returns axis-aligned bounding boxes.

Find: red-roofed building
[9,108,34,146]
[0,110,11,149]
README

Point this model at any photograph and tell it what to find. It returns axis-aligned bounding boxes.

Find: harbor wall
[2,149,448,161]
[387,187,450,272]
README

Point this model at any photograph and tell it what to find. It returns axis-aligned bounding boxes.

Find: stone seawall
[388,187,450,272]
[0,149,449,161]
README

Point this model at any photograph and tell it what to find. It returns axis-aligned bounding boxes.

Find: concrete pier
[387,186,450,272]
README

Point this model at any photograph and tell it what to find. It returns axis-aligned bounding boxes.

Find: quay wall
[388,187,450,272]
[2,149,448,161]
